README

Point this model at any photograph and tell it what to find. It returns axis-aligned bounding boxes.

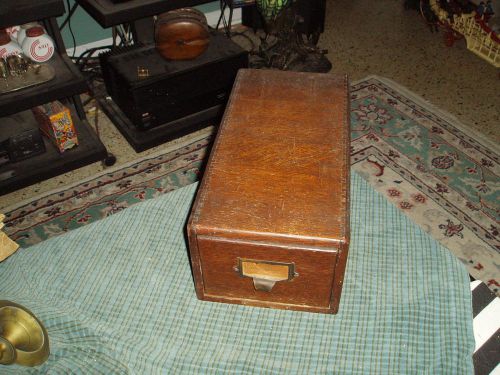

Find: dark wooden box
[187,69,350,314]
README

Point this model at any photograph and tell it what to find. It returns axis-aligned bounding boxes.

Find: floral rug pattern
[4,133,213,247]
[350,77,499,296]
[4,77,499,295]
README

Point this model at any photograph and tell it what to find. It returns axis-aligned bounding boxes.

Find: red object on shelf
[26,27,44,38]
[0,29,10,45]
[32,101,79,153]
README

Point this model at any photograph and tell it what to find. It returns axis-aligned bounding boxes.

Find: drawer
[196,236,339,309]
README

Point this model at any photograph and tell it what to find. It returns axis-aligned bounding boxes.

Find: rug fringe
[353,75,500,154]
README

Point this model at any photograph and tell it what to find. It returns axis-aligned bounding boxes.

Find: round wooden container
[155,8,210,60]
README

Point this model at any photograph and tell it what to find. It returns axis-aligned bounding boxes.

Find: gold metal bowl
[0,301,49,367]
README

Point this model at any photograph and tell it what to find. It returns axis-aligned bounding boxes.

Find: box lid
[191,69,350,249]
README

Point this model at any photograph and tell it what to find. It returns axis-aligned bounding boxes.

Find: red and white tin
[21,27,55,63]
[0,29,23,59]
[16,22,43,46]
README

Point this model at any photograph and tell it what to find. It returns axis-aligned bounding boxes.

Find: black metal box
[99,32,248,130]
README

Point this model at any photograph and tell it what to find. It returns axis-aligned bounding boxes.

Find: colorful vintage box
[32,101,78,153]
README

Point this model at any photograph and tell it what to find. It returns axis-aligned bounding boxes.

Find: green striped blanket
[0,172,474,374]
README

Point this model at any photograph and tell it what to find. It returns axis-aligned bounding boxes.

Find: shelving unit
[0,0,108,195]
[0,107,106,193]
[0,0,65,27]
[0,54,87,114]
[75,0,213,44]
[75,0,212,28]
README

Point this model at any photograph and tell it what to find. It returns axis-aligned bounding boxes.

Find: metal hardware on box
[137,66,149,79]
[235,258,297,292]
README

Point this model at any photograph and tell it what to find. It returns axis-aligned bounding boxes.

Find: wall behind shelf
[57,1,241,55]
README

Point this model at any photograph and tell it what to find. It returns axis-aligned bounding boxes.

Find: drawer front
[197,237,338,309]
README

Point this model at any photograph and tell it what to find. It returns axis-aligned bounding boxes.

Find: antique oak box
[187,69,350,314]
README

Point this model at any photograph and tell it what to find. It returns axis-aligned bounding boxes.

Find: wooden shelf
[0,105,107,195]
[0,54,87,117]
[0,0,65,28]
[75,0,212,27]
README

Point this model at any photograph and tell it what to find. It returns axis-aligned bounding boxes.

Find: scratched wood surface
[191,69,350,247]
[187,69,350,313]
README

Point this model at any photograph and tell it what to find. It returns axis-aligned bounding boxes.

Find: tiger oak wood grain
[187,69,350,314]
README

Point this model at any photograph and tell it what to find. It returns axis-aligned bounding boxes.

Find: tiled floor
[0,0,498,210]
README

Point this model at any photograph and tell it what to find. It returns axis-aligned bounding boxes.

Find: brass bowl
[0,301,49,367]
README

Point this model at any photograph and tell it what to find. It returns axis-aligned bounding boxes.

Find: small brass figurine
[6,54,29,76]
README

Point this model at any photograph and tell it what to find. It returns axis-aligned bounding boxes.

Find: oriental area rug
[3,76,499,297]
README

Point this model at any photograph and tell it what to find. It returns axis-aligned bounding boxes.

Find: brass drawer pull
[235,258,297,292]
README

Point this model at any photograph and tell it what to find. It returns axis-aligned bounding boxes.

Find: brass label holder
[235,258,297,292]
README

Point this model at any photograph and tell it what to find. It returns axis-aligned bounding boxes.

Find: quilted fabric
[0,172,474,374]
